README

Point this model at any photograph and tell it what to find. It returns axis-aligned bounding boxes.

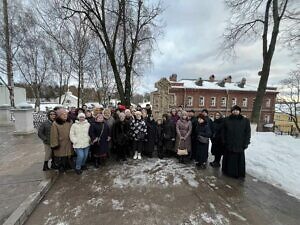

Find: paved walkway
[0,126,55,224]
[26,158,300,225]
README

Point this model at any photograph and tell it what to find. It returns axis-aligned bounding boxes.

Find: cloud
[139,0,298,94]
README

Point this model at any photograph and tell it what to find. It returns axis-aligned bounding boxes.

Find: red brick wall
[169,88,277,123]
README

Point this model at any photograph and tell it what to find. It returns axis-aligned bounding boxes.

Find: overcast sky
[137,0,298,93]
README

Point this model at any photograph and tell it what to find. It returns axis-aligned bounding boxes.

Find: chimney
[238,78,246,88]
[195,77,203,86]
[209,74,215,82]
[169,74,177,82]
[217,78,226,87]
[225,75,232,83]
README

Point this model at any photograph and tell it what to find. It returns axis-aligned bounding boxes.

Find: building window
[266,99,271,108]
[242,98,248,107]
[264,115,270,123]
[187,96,193,107]
[199,96,205,107]
[221,97,227,107]
[232,97,237,106]
[210,97,216,107]
[169,94,176,106]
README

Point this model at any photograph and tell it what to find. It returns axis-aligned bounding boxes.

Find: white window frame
[199,96,205,107]
[210,97,216,107]
[266,99,271,108]
[264,115,270,123]
[242,98,248,107]
[221,97,227,107]
[232,97,237,106]
[187,96,193,107]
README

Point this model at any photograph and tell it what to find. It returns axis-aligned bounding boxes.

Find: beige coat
[50,121,73,157]
[69,120,90,148]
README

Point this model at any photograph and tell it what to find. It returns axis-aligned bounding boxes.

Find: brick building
[150,74,278,127]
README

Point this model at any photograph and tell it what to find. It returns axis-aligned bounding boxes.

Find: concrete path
[25,158,300,225]
[0,126,55,224]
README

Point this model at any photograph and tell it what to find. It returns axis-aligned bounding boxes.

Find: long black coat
[162,118,176,151]
[144,118,157,155]
[38,119,53,145]
[211,117,224,155]
[222,114,251,153]
[194,122,212,163]
[112,120,130,146]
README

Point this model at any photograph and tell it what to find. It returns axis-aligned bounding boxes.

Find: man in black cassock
[222,105,251,179]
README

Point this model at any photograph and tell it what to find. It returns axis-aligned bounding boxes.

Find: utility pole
[3,0,15,107]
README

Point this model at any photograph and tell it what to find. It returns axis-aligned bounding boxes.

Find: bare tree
[14,9,54,110]
[277,68,300,133]
[36,0,95,107]
[222,0,291,129]
[1,0,15,107]
[62,0,162,107]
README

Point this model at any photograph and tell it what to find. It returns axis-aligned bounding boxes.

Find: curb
[3,173,59,225]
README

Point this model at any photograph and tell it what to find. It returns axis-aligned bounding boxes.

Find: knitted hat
[56,108,67,118]
[231,105,241,112]
[201,109,208,114]
[77,112,86,119]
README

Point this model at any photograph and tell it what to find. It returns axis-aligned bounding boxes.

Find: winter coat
[38,119,53,145]
[211,117,224,155]
[222,114,251,153]
[205,116,214,138]
[161,118,176,150]
[105,117,115,133]
[194,121,212,163]
[144,118,157,154]
[69,120,90,149]
[176,119,192,152]
[50,118,73,157]
[170,114,179,124]
[86,116,95,124]
[156,124,163,147]
[89,121,110,156]
[130,118,148,141]
[195,122,212,142]
[112,120,130,146]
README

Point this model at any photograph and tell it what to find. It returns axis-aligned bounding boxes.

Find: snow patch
[42,200,49,205]
[70,206,82,217]
[112,199,124,210]
[228,211,247,221]
[87,197,103,207]
[110,159,199,188]
[246,132,300,199]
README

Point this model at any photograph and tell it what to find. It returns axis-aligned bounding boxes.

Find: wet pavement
[0,126,54,224]
[25,157,300,225]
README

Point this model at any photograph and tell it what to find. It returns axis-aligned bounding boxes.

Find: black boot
[43,161,50,171]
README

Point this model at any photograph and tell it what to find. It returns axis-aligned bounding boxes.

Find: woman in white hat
[69,112,91,174]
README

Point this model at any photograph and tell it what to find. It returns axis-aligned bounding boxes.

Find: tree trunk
[3,0,15,107]
[251,0,281,130]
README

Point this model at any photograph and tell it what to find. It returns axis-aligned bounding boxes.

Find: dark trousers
[157,144,164,158]
[196,143,209,164]
[133,140,144,153]
[222,151,245,178]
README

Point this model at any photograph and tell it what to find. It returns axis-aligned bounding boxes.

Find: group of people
[38,103,251,179]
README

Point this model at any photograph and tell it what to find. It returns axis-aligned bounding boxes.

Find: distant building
[274,103,300,135]
[56,91,81,108]
[150,74,278,128]
[0,85,26,106]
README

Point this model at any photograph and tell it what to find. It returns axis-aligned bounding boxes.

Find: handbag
[197,135,209,144]
[177,140,188,156]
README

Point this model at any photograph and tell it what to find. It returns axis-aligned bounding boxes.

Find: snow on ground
[109,158,199,188]
[246,132,300,199]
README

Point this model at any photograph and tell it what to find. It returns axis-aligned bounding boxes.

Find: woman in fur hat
[50,108,74,173]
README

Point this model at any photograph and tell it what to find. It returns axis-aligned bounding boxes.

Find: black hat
[231,105,241,112]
